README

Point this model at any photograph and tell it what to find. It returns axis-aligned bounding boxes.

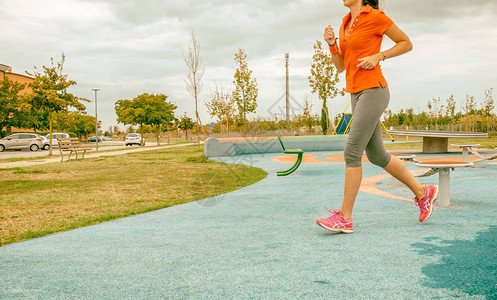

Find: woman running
[316,0,439,233]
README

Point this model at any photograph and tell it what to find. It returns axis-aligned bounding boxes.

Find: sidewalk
[0,143,197,169]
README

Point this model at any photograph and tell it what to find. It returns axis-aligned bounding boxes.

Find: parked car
[125,133,143,146]
[40,136,51,150]
[87,136,103,142]
[0,133,44,152]
[101,136,113,141]
[45,133,70,147]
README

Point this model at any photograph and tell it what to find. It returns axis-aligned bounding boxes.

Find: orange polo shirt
[335,5,394,93]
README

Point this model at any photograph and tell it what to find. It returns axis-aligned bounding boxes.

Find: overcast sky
[2,0,497,131]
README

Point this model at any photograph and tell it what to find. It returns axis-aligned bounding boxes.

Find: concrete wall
[204,135,348,157]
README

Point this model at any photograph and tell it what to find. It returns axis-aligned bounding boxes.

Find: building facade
[0,64,34,95]
[1,64,35,133]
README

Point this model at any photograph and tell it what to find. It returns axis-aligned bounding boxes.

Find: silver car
[0,133,44,152]
[45,133,70,147]
[39,135,51,150]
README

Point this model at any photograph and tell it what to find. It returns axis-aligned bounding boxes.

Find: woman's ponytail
[362,0,379,9]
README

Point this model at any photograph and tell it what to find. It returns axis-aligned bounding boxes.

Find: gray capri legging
[344,86,391,168]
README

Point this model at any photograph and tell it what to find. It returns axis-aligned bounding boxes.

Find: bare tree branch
[183,28,205,143]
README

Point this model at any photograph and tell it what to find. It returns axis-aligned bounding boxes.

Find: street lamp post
[92,88,100,151]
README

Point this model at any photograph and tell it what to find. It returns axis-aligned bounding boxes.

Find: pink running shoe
[415,185,439,222]
[316,208,353,233]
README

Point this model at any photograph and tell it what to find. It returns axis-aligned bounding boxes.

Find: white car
[40,136,51,150]
[45,133,70,147]
[125,133,143,146]
[0,133,44,152]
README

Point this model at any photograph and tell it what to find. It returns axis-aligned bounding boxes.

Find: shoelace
[415,194,430,212]
[324,207,342,220]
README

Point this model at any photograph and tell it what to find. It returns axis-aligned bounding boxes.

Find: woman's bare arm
[357,24,413,69]
[324,25,346,73]
[382,24,413,60]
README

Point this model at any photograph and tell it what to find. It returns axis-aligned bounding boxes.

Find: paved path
[0,143,196,169]
[1,150,496,298]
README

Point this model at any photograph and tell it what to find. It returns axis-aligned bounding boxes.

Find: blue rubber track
[1,152,496,299]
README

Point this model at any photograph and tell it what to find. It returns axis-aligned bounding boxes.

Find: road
[0,141,153,159]
[0,141,198,169]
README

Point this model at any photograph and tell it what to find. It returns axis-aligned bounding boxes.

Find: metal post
[462,148,469,162]
[285,53,289,125]
[438,168,450,207]
[92,88,100,151]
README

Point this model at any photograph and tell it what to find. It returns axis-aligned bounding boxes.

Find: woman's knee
[366,151,391,168]
[344,151,363,168]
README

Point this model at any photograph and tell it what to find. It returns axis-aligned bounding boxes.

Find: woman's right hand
[324,25,336,46]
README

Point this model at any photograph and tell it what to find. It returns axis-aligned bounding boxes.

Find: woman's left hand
[357,53,382,70]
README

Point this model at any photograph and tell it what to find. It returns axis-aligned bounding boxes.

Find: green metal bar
[276,132,285,151]
[277,152,303,176]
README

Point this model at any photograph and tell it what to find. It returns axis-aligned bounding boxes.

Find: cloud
[1,0,496,129]
[384,0,497,23]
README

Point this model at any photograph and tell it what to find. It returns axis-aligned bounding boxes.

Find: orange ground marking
[271,150,496,201]
[359,169,430,202]
[270,154,339,164]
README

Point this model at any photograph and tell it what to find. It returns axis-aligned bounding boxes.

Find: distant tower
[285,53,289,124]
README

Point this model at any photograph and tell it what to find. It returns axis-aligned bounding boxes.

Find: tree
[301,97,316,130]
[115,93,176,146]
[205,85,237,137]
[177,114,194,141]
[232,48,258,132]
[23,53,87,155]
[406,107,414,126]
[428,97,444,125]
[126,126,135,134]
[0,77,25,134]
[462,94,476,115]
[115,98,146,146]
[295,97,318,134]
[53,110,96,140]
[445,95,456,118]
[72,112,97,139]
[308,40,345,134]
[184,28,204,144]
[483,88,494,116]
[141,94,177,145]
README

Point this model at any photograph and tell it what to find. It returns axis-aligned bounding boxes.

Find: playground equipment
[451,143,497,163]
[332,100,394,141]
[276,132,304,176]
[334,113,353,134]
[414,160,473,207]
[387,130,488,153]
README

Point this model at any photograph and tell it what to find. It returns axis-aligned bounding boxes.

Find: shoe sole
[316,220,354,233]
[420,185,439,223]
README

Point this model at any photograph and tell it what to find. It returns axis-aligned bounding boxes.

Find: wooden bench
[387,130,488,153]
[58,138,91,162]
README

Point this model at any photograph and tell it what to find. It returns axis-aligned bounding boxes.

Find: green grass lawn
[0,145,266,246]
